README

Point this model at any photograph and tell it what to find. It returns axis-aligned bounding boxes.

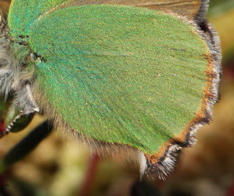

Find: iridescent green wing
[8,0,205,38]
[64,0,208,27]
[64,0,203,20]
[15,5,209,156]
[8,0,70,37]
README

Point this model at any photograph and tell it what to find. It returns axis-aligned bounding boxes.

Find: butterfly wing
[16,5,209,157]
[8,0,70,37]
[65,0,203,20]
[6,0,221,178]
[8,0,206,38]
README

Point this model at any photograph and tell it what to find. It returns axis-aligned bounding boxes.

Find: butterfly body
[0,0,221,179]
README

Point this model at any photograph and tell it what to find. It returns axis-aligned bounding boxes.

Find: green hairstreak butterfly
[0,0,221,179]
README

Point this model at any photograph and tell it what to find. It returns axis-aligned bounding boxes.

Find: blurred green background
[1,0,234,196]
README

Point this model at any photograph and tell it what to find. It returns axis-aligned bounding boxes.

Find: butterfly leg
[15,83,39,114]
[0,65,39,113]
